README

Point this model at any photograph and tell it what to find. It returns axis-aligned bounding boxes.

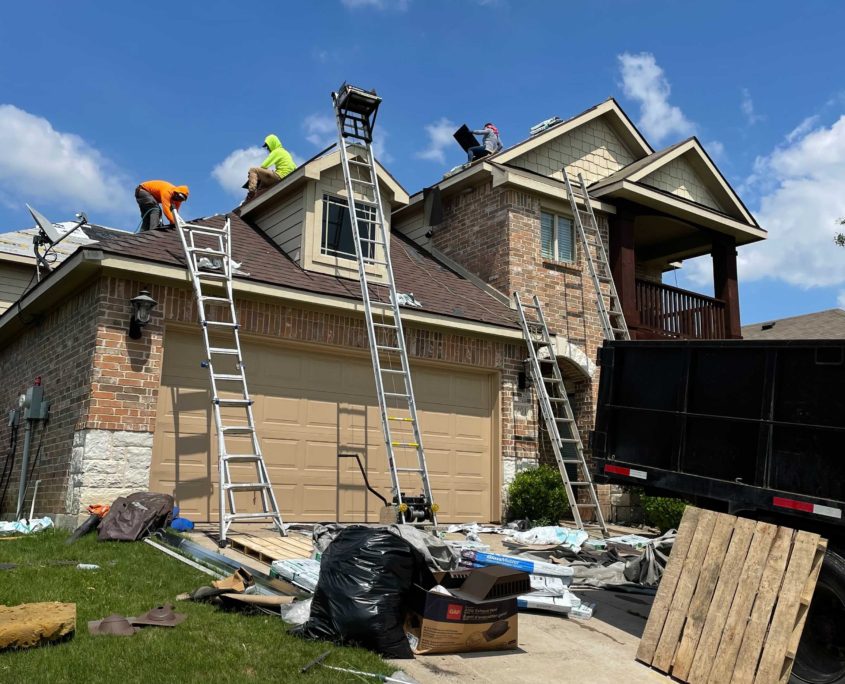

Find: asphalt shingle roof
[741,309,845,339]
[96,213,519,329]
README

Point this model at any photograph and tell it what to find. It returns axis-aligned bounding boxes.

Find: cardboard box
[404,568,526,655]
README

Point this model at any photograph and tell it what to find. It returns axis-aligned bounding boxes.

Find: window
[321,194,377,260]
[540,211,575,263]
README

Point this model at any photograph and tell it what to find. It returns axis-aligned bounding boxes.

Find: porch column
[608,208,639,331]
[712,234,741,338]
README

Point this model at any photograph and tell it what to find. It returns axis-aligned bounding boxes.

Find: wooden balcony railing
[635,279,726,339]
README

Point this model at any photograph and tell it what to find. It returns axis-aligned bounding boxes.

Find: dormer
[239,146,409,283]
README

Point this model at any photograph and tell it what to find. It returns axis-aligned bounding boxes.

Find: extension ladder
[563,171,631,342]
[514,292,608,536]
[331,83,437,525]
[173,210,285,546]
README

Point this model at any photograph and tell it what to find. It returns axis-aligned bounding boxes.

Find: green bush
[507,465,568,525]
[641,494,688,532]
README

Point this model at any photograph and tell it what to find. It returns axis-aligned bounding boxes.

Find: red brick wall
[1,272,526,517]
[431,183,613,514]
[0,281,100,515]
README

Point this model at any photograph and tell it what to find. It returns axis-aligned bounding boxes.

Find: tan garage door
[151,329,497,523]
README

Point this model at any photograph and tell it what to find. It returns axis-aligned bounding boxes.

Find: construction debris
[270,558,321,593]
[0,517,53,535]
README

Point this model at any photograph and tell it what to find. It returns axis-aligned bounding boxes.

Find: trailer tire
[791,549,845,684]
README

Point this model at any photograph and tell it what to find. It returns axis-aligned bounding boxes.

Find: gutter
[4,249,524,343]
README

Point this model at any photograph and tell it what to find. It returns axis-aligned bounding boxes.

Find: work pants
[135,187,161,232]
[247,167,281,193]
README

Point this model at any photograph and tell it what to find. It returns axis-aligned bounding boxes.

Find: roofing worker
[135,180,189,232]
[245,134,296,201]
[467,123,503,163]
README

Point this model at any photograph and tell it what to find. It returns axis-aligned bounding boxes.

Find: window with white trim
[540,211,575,263]
[321,194,376,260]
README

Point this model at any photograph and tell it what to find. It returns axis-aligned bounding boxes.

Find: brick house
[0,98,764,527]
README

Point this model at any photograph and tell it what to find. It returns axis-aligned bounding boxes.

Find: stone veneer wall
[1,274,527,523]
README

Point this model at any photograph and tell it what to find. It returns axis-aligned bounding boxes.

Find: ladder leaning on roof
[514,292,608,537]
[331,82,437,526]
[173,209,285,546]
[563,171,631,342]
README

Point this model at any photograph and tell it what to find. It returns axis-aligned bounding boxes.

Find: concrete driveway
[394,588,669,684]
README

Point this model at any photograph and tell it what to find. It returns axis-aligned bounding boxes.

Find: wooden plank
[671,513,738,680]
[780,541,827,684]
[637,505,702,664]
[651,508,718,672]
[687,516,756,684]
[754,531,822,684]
[705,520,779,684]
[730,526,794,684]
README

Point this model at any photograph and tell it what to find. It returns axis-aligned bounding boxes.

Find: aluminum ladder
[173,209,285,546]
[331,83,437,525]
[514,292,608,536]
[563,171,631,341]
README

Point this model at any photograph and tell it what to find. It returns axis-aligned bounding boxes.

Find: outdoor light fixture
[128,289,157,339]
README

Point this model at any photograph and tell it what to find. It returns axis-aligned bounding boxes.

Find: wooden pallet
[226,531,314,564]
[637,506,826,684]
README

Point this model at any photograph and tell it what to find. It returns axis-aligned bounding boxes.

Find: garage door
[151,330,497,523]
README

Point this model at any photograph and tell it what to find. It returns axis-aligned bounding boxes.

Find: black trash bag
[292,526,424,658]
[98,492,174,542]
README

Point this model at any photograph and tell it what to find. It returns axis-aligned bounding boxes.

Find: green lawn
[0,530,394,683]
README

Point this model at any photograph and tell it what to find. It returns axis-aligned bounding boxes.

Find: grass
[0,529,394,683]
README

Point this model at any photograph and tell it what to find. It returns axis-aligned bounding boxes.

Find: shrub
[506,465,568,525]
[641,494,688,532]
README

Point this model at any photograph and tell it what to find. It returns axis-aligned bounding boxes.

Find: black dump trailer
[592,339,845,684]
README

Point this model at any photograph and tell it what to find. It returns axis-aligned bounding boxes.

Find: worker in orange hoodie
[135,180,190,231]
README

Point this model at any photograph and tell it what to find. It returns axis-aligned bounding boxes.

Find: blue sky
[2,0,845,325]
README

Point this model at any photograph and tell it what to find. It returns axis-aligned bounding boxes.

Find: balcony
[632,279,727,340]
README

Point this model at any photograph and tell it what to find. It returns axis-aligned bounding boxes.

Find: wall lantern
[128,289,158,339]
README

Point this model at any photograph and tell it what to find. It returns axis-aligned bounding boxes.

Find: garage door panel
[262,396,302,426]
[153,331,495,523]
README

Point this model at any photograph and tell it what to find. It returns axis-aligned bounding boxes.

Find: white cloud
[416,117,457,164]
[617,52,695,145]
[340,0,410,9]
[0,104,130,217]
[838,291,845,309]
[786,115,820,143]
[704,140,725,162]
[303,113,336,149]
[372,128,393,164]
[211,146,266,196]
[740,88,763,126]
[738,116,845,288]
[212,144,306,196]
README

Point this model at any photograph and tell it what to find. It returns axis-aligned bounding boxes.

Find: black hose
[0,416,21,511]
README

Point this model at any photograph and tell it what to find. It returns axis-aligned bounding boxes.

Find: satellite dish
[26,204,63,244]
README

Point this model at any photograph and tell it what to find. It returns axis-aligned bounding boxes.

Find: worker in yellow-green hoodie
[245,134,296,201]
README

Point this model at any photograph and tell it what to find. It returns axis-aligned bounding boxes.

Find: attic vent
[761,322,776,331]
[529,117,562,137]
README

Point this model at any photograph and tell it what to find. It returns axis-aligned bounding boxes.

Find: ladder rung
[559,438,580,444]
[209,347,239,355]
[395,467,425,473]
[555,417,574,423]
[190,247,226,257]
[569,482,591,486]
[549,397,568,403]
[185,224,227,234]
[384,391,410,398]
[223,482,269,491]
[363,259,388,266]
[560,459,582,464]
[213,374,245,381]
[373,322,397,329]
[221,426,254,434]
[574,502,598,508]
[215,398,253,406]
[391,442,420,448]
[204,320,238,328]
[388,416,415,422]
[201,296,231,304]
[381,368,406,375]
[224,512,281,521]
[223,454,261,462]
[350,178,375,187]
[358,237,385,245]
[377,345,402,352]
[195,271,229,280]
[348,159,371,167]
